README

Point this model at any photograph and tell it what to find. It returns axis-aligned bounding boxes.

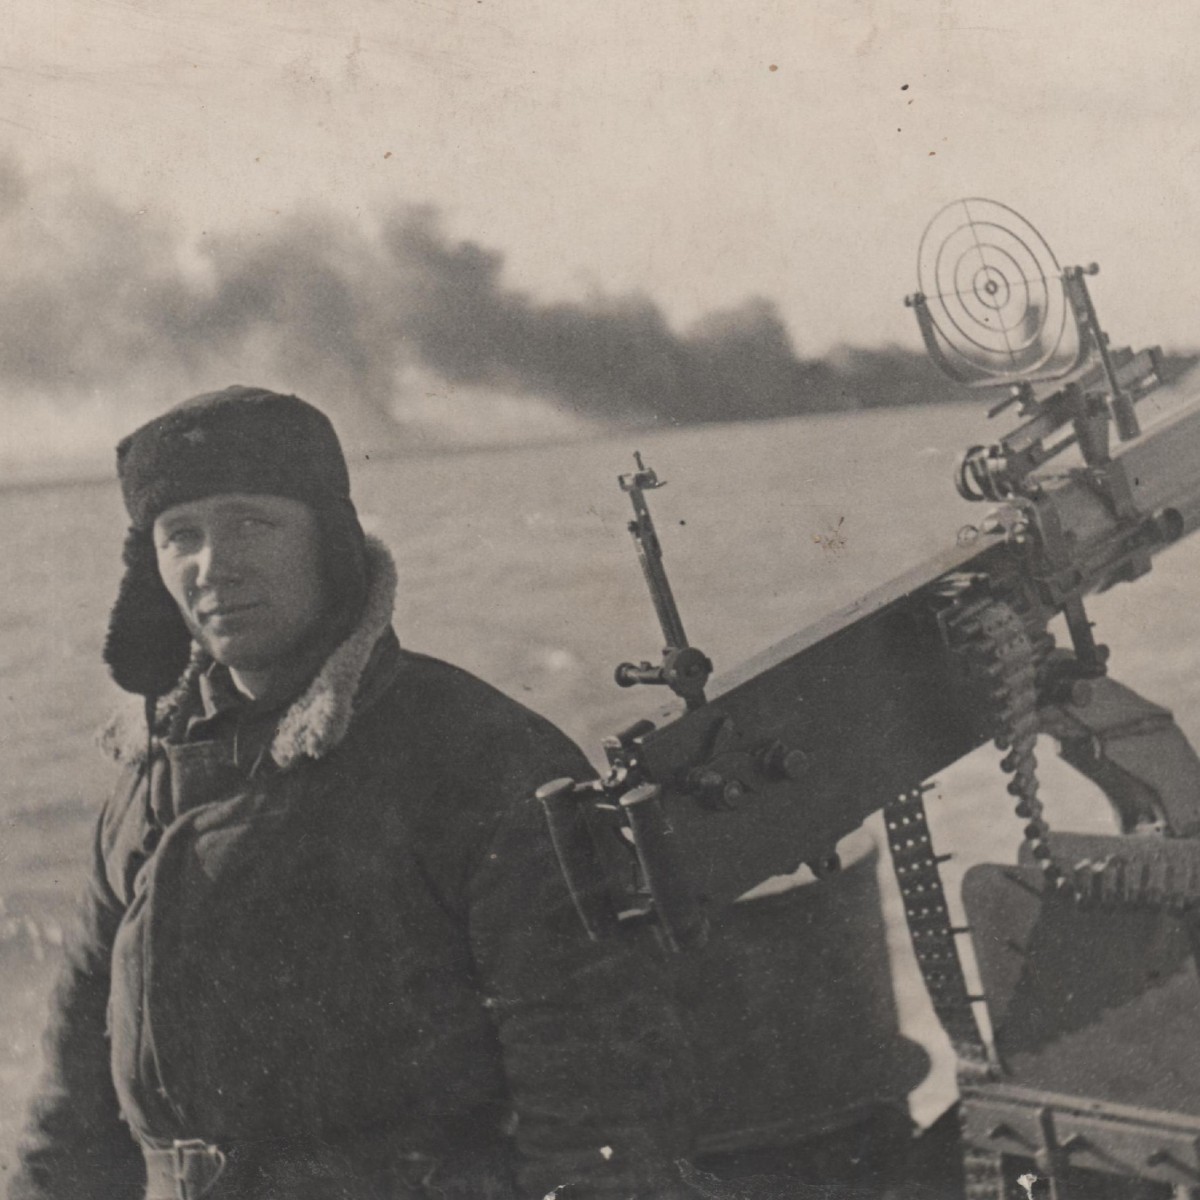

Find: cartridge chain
[890,590,1200,1036]
[945,595,1200,909]
[888,590,1200,1197]
[962,1147,1008,1200]
[945,596,1065,894]
[884,593,1056,1081]
[886,595,1066,1075]
[884,784,991,1076]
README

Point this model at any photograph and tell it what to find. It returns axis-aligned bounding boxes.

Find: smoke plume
[0,153,970,471]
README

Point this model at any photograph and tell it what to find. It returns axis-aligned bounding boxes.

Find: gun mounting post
[1064,263,1140,441]
[615,452,712,710]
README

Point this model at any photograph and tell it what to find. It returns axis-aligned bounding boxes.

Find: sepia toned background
[3,0,1200,475]
[4,0,1200,1184]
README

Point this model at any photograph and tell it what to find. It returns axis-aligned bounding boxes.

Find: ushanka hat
[103,386,368,697]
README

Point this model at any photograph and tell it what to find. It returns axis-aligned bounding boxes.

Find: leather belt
[139,1114,514,1199]
[143,1139,227,1200]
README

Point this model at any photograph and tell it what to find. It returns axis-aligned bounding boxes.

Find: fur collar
[99,535,398,770]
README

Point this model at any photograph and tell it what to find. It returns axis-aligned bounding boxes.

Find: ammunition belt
[887,589,1200,1197]
[884,784,991,1078]
[884,592,1053,1198]
[892,591,1200,1044]
[883,595,1070,1079]
[947,597,1062,891]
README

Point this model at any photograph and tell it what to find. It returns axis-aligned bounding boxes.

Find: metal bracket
[1040,675,1200,837]
[615,453,712,709]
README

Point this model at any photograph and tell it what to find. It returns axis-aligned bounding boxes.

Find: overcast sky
[5,0,1200,371]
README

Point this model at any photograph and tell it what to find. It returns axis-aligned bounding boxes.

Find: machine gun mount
[537,198,1200,1198]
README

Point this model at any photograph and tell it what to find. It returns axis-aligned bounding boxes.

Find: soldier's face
[153,493,327,672]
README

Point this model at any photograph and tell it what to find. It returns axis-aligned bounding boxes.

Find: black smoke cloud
[378,218,840,425]
[0,154,965,458]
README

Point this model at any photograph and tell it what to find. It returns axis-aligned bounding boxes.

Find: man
[11,386,695,1200]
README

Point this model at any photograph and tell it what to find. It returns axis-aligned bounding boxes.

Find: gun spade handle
[620,783,708,951]
[535,778,620,940]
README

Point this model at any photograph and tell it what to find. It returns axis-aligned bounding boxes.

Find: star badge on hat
[182,427,207,444]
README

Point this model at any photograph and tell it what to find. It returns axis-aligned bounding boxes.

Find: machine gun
[537,199,1200,1198]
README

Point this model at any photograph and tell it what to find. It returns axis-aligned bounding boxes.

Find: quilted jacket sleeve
[466,735,698,1200]
[8,801,144,1200]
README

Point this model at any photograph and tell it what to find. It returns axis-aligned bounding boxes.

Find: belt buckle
[171,1138,227,1200]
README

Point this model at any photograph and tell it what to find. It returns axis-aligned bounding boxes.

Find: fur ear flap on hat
[103,528,193,698]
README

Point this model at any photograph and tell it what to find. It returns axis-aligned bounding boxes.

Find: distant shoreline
[5,349,1198,494]
[0,408,874,495]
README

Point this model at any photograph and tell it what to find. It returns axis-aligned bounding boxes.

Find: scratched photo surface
[4,0,1200,1187]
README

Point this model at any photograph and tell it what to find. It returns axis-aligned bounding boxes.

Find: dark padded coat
[11,539,695,1200]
